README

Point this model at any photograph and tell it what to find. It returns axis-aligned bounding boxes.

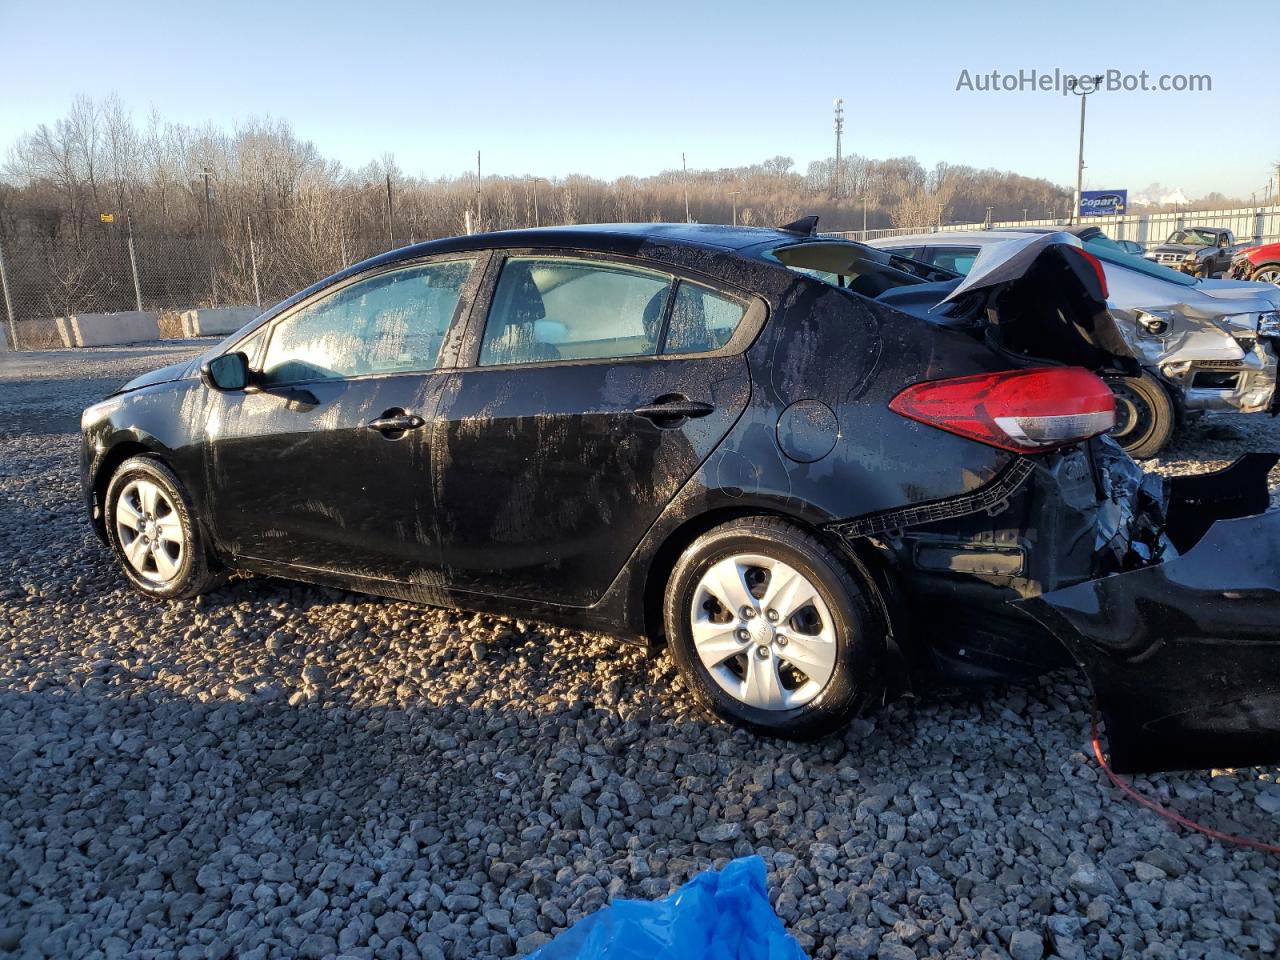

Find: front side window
[260,259,473,384]
[479,258,673,365]
[664,281,745,354]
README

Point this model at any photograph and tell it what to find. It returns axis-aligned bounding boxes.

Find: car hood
[1149,243,1200,255]
[116,359,194,395]
[1193,278,1280,308]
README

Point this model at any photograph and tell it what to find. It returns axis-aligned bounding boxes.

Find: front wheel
[104,456,223,599]
[1252,264,1280,286]
[1104,371,1176,460]
[663,517,883,739]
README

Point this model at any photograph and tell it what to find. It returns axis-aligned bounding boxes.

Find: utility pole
[985,206,994,228]
[125,209,143,312]
[728,190,741,226]
[200,166,217,305]
[1023,208,1028,222]
[0,233,16,350]
[936,203,944,232]
[385,173,395,246]
[682,153,690,224]
[475,151,482,227]
[1068,74,1103,225]
[862,196,868,235]
[833,98,844,198]
[527,177,546,227]
[246,215,262,308]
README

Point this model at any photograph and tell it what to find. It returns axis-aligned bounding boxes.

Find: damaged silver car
[871,227,1280,458]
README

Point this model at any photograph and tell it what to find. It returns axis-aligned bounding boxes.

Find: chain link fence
[0,222,402,350]
[5,204,1280,351]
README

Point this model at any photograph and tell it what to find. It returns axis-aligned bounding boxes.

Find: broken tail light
[1071,247,1110,300]
[890,368,1116,454]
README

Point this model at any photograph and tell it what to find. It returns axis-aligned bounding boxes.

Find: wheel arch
[639,504,897,652]
[91,440,155,536]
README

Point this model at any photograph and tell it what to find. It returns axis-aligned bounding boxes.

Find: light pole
[728,190,741,226]
[1067,74,1104,225]
[833,98,844,199]
[526,177,547,227]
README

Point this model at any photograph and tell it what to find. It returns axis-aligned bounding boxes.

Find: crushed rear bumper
[1016,454,1280,773]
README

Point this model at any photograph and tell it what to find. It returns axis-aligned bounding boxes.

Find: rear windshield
[765,240,956,291]
[1083,236,1199,286]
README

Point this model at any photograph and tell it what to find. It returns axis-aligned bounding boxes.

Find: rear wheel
[105,456,222,599]
[1104,371,1175,459]
[664,517,882,739]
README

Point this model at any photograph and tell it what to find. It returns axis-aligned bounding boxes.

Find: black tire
[663,516,883,739]
[1104,371,1176,460]
[104,455,223,600]
[1252,263,1280,286]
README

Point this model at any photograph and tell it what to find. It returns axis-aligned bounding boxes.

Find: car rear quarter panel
[711,275,1015,525]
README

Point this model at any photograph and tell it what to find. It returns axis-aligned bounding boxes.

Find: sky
[2,0,1275,200]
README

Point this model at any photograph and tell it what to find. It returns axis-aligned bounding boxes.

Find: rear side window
[261,259,473,384]
[479,258,672,365]
[664,281,745,354]
[927,246,981,275]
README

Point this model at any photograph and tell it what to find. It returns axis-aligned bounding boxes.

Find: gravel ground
[2,345,1278,960]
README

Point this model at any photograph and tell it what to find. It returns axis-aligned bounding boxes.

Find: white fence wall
[826,205,1280,249]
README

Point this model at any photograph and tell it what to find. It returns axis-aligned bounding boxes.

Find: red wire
[1090,702,1280,856]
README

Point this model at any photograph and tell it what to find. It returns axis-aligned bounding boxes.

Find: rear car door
[203,255,482,581]
[431,252,760,606]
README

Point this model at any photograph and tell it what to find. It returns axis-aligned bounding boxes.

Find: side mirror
[203,352,251,391]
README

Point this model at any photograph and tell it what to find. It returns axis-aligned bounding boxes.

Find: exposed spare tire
[1103,371,1175,459]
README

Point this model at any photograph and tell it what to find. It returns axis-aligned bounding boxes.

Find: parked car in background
[79,221,1280,773]
[1145,226,1239,277]
[1230,241,1280,286]
[870,227,1280,458]
[1114,238,1145,256]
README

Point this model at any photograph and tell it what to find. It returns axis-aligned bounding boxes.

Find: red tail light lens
[1071,247,1109,299]
[889,367,1116,454]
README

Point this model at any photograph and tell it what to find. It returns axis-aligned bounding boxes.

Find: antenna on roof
[780,215,819,236]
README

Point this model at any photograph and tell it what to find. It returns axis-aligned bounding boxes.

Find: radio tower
[833,98,845,199]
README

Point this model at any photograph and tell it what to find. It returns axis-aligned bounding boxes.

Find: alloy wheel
[1254,267,1280,286]
[689,553,837,710]
[115,479,185,584]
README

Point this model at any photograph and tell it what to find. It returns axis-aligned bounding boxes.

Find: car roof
[392,222,807,258]
[871,230,1038,246]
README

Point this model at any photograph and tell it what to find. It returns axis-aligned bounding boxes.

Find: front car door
[203,254,483,583]
[431,251,762,606]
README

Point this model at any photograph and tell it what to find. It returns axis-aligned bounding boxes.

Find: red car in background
[1230,241,1280,285]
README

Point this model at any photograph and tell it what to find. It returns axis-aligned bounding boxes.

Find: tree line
[0,95,1082,311]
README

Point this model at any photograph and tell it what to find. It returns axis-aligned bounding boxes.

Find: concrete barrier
[55,311,161,347]
[179,306,260,338]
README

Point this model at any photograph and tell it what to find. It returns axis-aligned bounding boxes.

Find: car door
[430,252,759,606]
[203,255,483,582]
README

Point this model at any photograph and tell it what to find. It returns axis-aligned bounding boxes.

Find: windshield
[1168,229,1219,246]
[1084,236,1199,286]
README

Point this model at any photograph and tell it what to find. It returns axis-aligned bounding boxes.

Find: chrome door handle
[367,414,425,433]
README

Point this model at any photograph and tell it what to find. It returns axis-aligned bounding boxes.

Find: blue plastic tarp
[526,855,808,960]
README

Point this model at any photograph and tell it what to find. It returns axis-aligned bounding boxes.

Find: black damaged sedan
[80,221,1280,773]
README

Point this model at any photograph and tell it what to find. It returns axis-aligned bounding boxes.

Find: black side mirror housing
[203,352,251,391]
